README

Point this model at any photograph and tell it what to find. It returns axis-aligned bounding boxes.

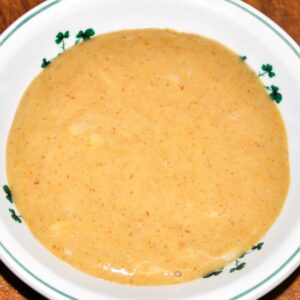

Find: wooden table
[0,0,299,299]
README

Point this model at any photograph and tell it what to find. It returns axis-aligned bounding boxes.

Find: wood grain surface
[0,0,299,299]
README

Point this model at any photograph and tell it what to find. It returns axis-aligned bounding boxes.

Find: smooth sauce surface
[7,29,289,285]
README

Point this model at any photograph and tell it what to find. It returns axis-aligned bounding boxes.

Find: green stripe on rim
[0,0,61,47]
[0,241,77,300]
[0,0,299,299]
[224,0,300,59]
[231,247,300,299]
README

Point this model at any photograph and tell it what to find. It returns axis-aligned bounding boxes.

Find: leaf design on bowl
[8,208,22,223]
[258,64,276,78]
[2,184,22,223]
[240,55,247,61]
[203,242,264,279]
[41,28,96,69]
[75,28,95,44]
[241,56,283,104]
[55,31,70,51]
[266,85,283,103]
[203,267,224,278]
[3,185,13,203]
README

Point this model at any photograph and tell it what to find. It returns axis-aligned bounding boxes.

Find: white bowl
[0,0,299,299]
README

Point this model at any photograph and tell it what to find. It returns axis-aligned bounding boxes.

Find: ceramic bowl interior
[0,0,299,299]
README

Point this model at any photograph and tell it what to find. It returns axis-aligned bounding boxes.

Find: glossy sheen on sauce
[7,29,289,285]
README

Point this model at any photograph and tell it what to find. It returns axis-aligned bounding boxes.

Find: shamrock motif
[41,58,51,68]
[203,268,223,278]
[8,208,22,223]
[251,242,264,251]
[41,29,96,69]
[55,31,70,51]
[3,185,13,203]
[3,184,22,224]
[230,261,246,273]
[258,64,276,78]
[76,28,95,44]
[203,241,264,278]
[267,85,282,103]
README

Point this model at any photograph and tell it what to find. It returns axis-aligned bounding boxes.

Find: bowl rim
[2,243,299,300]
[0,0,299,299]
